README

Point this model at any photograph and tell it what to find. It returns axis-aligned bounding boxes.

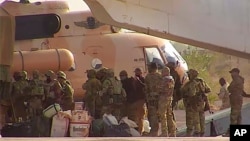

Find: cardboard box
[74,102,84,110]
[50,114,69,137]
[71,110,90,123]
[69,122,90,137]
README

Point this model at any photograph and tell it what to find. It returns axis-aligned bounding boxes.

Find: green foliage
[177,100,185,110]
[182,47,219,104]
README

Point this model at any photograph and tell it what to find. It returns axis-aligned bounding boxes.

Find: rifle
[202,94,213,114]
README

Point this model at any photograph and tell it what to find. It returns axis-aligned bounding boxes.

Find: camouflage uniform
[228,68,244,125]
[182,69,211,137]
[0,65,11,127]
[101,69,126,121]
[96,67,108,83]
[181,73,199,136]
[12,71,29,121]
[194,77,211,137]
[57,71,74,111]
[158,67,176,137]
[145,63,161,136]
[28,70,44,116]
[82,69,102,118]
[43,70,62,108]
[223,68,244,137]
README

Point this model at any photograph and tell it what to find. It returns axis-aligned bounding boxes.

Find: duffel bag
[1,122,33,137]
[43,103,61,118]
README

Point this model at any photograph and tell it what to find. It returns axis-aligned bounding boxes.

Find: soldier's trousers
[86,101,96,118]
[185,100,205,136]
[158,98,176,137]
[127,99,146,134]
[194,110,205,135]
[225,95,243,135]
[230,95,242,125]
[147,104,159,136]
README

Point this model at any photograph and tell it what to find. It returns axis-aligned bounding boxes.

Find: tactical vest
[145,73,161,96]
[104,78,125,105]
[30,79,44,96]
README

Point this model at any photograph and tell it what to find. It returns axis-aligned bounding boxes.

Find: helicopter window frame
[15,14,61,40]
[143,46,166,70]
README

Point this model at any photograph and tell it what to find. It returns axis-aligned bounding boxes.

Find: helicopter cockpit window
[15,14,61,40]
[144,47,165,69]
[161,42,186,65]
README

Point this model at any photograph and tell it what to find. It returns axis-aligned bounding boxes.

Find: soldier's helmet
[20,71,28,79]
[106,68,115,77]
[57,71,67,80]
[119,70,128,77]
[32,70,40,78]
[86,69,96,78]
[96,67,108,79]
[162,67,170,74]
[45,70,55,77]
[187,69,199,77]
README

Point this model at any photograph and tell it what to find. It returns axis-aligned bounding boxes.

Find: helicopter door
[144,47,165,71]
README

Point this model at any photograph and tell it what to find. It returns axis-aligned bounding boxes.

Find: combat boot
[200,132,204,137]
[159,132,168,137]
[186,130,193,137]
[193,132,200,137]
[168,132,176,137]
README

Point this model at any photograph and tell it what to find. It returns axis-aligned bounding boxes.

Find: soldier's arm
[97,79,103,91]
[55,80,63,95]
[100,80,111,96]
[227,82,233,92]
[144,76,150,101]
[204,81,211,93]
[121,87,127,97]
[82,81,88,90]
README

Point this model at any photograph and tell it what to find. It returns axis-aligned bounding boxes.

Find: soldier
[166,62,182,109]
[133,68,146,135]
[57,71,74,111]
[144,62,161,136]
[96,67,108,83]
[43,70,62,108]
[218,77,230,110]
[194,70,211,137]
[101,68,126,121]
[27,70,44,117]
[181,69,211,137]
[12,71,29,121]
[223,68,244,137]
[82,69,102,118]
[158,67,176,137]
[181,69,199,136]
[119,70,136,115]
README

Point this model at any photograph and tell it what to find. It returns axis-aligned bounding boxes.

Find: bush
[182,47,219,104]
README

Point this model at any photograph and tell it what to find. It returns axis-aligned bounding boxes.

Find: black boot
[193,132,200,137]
